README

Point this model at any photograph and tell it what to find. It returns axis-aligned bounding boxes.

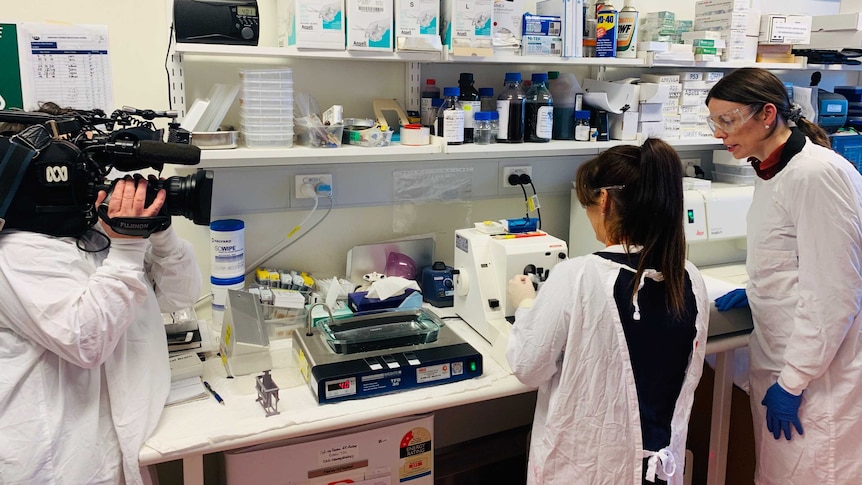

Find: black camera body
[0,108,214,238]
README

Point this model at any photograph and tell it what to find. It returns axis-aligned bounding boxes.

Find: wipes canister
[210,219,245,279]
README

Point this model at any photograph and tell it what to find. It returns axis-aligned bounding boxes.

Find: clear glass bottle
[488,110,499,143]
[473,111,494,145]
[458,73,481,143]
[525,72,553,143]
[496,72,526,143]
[436,87,464,145]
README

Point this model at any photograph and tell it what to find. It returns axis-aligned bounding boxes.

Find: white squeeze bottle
[616,0,638,59]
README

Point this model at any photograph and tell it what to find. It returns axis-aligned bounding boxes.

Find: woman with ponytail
[707,67,862,484]
[506,138,709,485]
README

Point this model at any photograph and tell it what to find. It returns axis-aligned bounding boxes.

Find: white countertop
[140,315,531,466]
[142,287,753,467]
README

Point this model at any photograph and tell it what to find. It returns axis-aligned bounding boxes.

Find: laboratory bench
[141,300,752,485]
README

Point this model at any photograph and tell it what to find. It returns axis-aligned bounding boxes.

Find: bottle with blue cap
[497,72,526,143]
[436,87,464,145]
[525,72,553,143]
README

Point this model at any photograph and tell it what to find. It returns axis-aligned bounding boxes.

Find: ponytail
[574,138,688,317]
[795,117,831,149]
[629,138,687,317]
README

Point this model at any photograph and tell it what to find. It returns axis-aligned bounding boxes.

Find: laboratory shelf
[196,137,723,168]
[443,54,645,66]
[175,43,442,62]
[196,141,444,168]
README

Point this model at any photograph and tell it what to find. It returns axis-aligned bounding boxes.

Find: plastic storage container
[240,68,294,148]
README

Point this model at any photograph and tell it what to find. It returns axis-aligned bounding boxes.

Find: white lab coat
[0,227,201,485]
[507,245,709,485]
[746,138,862,484]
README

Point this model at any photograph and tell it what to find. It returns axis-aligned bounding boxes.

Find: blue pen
[203,381,225,406]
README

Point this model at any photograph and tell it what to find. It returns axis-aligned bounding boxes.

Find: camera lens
[162,169,214,225]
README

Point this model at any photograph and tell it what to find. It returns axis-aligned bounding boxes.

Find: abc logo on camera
[38,162,72,185]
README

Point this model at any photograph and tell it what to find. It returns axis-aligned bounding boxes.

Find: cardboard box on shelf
[759,14,812,44]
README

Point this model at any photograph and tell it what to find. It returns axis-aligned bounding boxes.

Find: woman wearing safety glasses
[708,67,862,484]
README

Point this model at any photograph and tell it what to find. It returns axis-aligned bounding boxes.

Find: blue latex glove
[714,288,748,311]
[761,382,804,440]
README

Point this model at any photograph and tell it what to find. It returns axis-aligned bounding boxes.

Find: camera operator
[0,106,202,484]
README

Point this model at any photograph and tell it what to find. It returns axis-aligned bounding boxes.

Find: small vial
[574,110,591,141]
[473,111,494,145]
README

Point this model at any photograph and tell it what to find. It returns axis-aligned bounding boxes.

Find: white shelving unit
[172,41,860,171]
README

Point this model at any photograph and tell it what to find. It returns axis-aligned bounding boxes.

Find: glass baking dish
[321,309,442,354]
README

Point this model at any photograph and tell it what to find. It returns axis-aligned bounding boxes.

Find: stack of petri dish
[239,68,294,148]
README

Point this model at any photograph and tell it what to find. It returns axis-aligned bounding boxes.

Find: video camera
[0,106,213,238]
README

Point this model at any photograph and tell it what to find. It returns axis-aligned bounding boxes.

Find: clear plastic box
[713,171,755,185]
[241,79,295,91]
[240,121,295,133]
[241,88,293,100]
[241,115,294,126]
[240,97,294,108]
[242,132,294,148]
[241,106,294,117]
[263,304,307,340]
[239,68,293,81]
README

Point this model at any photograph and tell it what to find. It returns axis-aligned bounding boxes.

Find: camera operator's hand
[96,176,166,239]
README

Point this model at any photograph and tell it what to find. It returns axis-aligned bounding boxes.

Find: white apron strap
[642,447,677,482]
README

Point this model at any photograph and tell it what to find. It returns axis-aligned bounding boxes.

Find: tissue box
[348,288,420,312]
[347,0,394,51]
[277,0,346,49]
[441,0,494,56]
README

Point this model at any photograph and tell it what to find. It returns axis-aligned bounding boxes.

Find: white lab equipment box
[441,0,494,56]
[347,0,394,51]
[395,0,442,51]
[277,0,346,49]
[224,414,434,484]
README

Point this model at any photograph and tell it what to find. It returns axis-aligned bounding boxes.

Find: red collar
[750,128,806,180]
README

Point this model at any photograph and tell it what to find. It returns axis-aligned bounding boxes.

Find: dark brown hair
[705,67,830,149]
[575,138,687,316]
[0,102,78,135]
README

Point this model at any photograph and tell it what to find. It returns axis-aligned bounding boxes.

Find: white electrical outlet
[295,174,333,199]
[502,166,533,187]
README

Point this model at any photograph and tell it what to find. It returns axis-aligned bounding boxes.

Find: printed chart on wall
[15,22,113,112]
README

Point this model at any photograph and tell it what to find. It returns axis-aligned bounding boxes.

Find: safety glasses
[706,104,762,134]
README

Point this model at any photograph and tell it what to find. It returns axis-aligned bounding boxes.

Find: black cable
[165,24,174,110]
[518,182,529,218]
